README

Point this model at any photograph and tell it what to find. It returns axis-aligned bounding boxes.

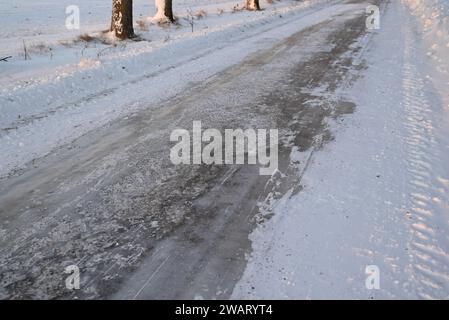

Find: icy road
[1,0,449,299]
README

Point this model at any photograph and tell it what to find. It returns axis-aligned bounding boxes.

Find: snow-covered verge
[403,0,449,67]
[0,0,335,178]
[233,0,449,299]
[402,0,449,103]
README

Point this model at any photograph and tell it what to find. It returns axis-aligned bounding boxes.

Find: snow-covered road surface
[1,0,449,300]
[0,0,336,178]
[233,0,449,299]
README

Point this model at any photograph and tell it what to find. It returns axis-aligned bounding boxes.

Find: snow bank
[403,0,449,75]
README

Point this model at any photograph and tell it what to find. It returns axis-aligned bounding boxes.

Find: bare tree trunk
[246,0,261,11]
[155,0,175,23]
[111,0,135,39]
